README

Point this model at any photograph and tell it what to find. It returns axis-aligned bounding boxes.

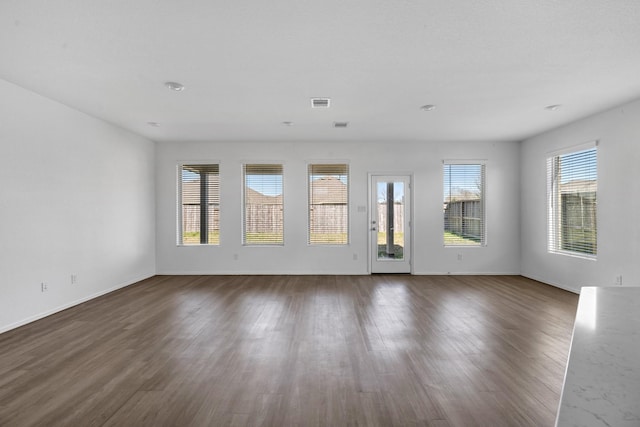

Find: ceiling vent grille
[311,98,331,108]
[333,121,349,128]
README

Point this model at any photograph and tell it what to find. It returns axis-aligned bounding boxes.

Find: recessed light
[147,121,160,127]
[281,121,293,126]
[164,81,185,91]
[311,98,331,108]
[333,121,349,128]
[545,104,562,111]
[420,104,436,111]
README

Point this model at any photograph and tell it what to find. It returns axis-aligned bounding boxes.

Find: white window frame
[443,160,487,247]
[547,141,598,259]
[242,163,284,246]
[177,162,220,246]
[307,163,350,245]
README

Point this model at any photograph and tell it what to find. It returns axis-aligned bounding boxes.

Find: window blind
[243,164,284,245]
[547,147,597,256]
[308,164,349,245]
[443,163,485,246]
[179,164,220,245]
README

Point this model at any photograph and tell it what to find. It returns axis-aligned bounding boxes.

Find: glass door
[370,175,411,273]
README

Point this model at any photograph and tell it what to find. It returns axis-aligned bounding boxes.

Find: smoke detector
[165,81,185,91]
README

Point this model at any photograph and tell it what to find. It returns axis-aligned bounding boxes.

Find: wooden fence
[560,192,597,254]
[244,204,284,233]
[310,205,348,234]
[376,203,404,233]
[183,205,220,232]
[444,200,482,240]
[184,204,405,234]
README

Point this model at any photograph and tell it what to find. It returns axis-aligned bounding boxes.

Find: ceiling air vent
[333,121,349,128]
[311,98,331,108]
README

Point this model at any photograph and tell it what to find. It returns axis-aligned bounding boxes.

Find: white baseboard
[520,273,580,294]
[156,270,369,276]
[0,273,155,335]
[2,271,576,335]
[412,271,522,276]
[157,270,521,276]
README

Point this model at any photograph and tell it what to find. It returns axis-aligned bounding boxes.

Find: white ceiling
[2,0,640,143]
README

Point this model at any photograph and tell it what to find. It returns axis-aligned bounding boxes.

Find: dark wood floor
[0,275,578,427]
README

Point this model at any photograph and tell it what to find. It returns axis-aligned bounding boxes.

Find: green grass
[377,232,404,245]
[377,232,404,259]
[444,231,481,246]
[183,231,220,244]
[377,244,404,259]
[244,232,284,245]
[561,228,597,255]
[309,233,348,244]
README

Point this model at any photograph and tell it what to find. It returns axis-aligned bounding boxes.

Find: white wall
[0,79,156,333]
[521,98,640,293]
[2,71,636,335]
[156,140,521,275]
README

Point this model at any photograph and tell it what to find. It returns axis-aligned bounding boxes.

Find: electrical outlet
[71,274,78,284]
[41,282,48,292]
[457,253,463,261]
[353,253,358,261]
[615,275,623,286]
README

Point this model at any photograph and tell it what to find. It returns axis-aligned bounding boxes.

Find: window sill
[549,249,597,261]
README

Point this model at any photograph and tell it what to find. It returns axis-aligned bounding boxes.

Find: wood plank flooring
[0,275,578,427]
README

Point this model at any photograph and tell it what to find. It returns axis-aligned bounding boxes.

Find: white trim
[413,271,522,276]
[177,161,221,246]
[304,159,350,165]
[546,140,598,157]
[546,145,598,258]
[178,159,222,166]
[241,162,285,246]
[442,162,487,247]
[548,249,597,261]
[306,162,350,246]
[442,159,488,165]
[521,273,581,294]
[156,270,369,276]
[368,173,414,274]
[0,273,155,334]
[239,160,288,166]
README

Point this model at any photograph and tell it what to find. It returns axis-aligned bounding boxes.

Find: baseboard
[1,271,576,335]
[157,270,521,276]
[0,272,155,335]
[412,271,522,276]
[156,270,369,276]
[520,273,580,294]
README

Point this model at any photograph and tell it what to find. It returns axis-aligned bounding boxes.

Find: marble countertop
[556,287,640,427]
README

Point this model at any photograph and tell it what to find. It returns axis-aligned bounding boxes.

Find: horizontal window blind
[547,147,597,256]
[179,164,220,245]
[308,164,349,245]
[243,164,284,245]
[443,163,485,246]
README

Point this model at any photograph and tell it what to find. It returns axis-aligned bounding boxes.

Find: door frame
[368,173,413,274]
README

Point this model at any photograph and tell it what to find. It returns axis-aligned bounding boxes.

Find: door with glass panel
[370,175,411,273]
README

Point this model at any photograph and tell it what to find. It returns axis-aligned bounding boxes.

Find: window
[308,164,349,245]
[243,164,284,245]
[179,164,220,245]
[547,144,597,257]
[443,162,486,246]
